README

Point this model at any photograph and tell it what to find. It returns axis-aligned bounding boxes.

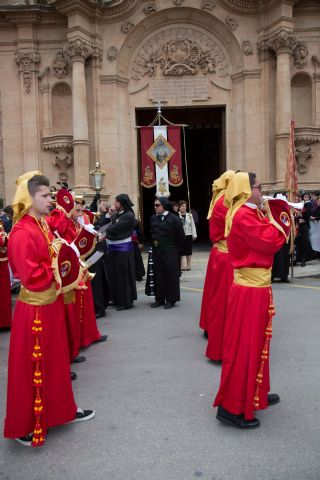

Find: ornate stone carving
[257,39,270,62]
[225,16,238,31]
[131,28,229,80]
[42,134,73,182]
[295,143,313,174]
[38,66,50,93]
[292,40,308,68]
[64,40,93,63]
[91,45,103,68]
[15,49,40,93]
[173,0,184,5]
[268,30,295,54]
[107,46,118,61]
[121,21,134,33]
[52,51,69,79]
[201,0,216,10]
[143,3,157,15]
[241,40,253,56]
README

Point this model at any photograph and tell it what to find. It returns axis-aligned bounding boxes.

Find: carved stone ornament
[131,28,229,80]
[42,135,73,183]
[225,16,238,31]
[64,40,93,63]
[257,39,270,62]
[173,0,184,5]
[201,0,216,11]
[52,51,69,79]
[268,30,295,55]
[295,143,313,174]
[121,21,134,34]
[107,46,118,61]
[15,50,40,94]
[143,3,157,15]
[241,40,253,56]
[292,40,308,69]
[91,45,103,68]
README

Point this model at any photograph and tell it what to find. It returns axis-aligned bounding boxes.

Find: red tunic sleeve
[227,206,285,269]
[8,224,54,292]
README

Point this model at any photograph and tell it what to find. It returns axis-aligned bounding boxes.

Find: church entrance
[136,106,226,240]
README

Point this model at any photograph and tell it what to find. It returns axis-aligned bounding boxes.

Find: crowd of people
[1,169,319,446]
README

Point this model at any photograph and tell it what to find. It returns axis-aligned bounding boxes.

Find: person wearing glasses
[213,172,290,429]
[149,197,185,309]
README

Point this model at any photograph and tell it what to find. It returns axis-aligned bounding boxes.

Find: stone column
[313,73,320,127]
[269,31,294,183]
[15,49,41,171]
[64,39,92,190]
[39,67,51,138]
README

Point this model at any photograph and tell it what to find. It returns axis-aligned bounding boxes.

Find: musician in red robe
[0,224,12,329]
[4,173,95,447]
[47,193,106,357]
[214,172,290,428]
[199,171,234,349]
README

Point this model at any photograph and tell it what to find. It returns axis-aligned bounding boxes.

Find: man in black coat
[149,197,185,309]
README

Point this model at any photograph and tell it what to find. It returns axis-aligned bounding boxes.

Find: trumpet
[262,196,304,211]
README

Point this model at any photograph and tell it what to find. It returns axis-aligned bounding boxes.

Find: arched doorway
[136,106,225,239]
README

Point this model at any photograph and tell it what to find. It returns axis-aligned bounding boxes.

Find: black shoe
[268,393,280,406]
[94,334,108,343]
[15,433,33,447]
[71,355,86,364]
[108,301,117,307]
[164,301,175,309]
[70,408,96,423]
[204,330,208,339]
[216,405,260,429]
[151,300,165,308]
[70,371,77,381]
[95,312,105,319]
[301,261,306,267]
[281,278,290,283]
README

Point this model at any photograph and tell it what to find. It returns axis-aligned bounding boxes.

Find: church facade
[0,0,319,209]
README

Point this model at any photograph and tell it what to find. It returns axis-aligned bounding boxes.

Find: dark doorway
[136,107,225,240]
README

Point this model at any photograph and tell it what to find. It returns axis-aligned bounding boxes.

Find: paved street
[1,246,320,480]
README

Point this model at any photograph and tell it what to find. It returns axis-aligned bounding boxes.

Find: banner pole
[182,126,191,211]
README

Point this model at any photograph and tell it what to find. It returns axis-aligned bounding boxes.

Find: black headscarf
[158,197,174,213]
[116,193,134,212]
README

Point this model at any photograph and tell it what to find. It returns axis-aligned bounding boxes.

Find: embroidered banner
[140,127,156,188]
[167,126,183,187]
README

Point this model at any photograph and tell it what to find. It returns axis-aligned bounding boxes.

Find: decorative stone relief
[201,0,216,10]
[143,3,157,15]
[53,151,73,182]
[295,143,313,174]
[131,28,229,80]
[257,39,270,62]
[91,45,103,68]
[268,30,295,54]
[64,39,93,63]
[241,40,253,56]
[15,49,40,93]
[173,0,184,5]
[52,51,69,79]
[107,46,118,61]
[292,40,308,69]
[38,66,50,93]
[121,21,134,34]
[225,16,238,31]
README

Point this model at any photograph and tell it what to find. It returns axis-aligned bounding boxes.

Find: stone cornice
[99,74,129,87]
[294,127,320,144]
[49,0,137,20]
[231,68,262,82]
[42,134,74,152]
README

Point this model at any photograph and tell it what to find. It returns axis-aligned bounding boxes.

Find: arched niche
[291,72,312,126]
[51,82,72,135]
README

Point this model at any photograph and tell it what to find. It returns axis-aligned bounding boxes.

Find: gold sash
[234,267,271,288]
[214,239,228,253]
[18,282,57,306]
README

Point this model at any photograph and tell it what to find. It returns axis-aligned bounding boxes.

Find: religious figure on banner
[147,134,176,169]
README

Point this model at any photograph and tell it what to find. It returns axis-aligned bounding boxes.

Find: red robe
[199,196,233,362]
[213,205,285,420]
[4,214,76,441]
[0,235,12,328]
[47,210,102,356]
